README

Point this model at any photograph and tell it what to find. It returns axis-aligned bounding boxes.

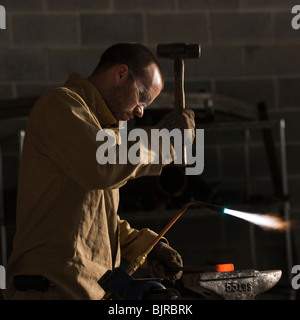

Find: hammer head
[157,43,201,60]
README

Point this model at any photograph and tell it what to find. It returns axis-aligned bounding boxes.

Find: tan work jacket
[4,73,170,300]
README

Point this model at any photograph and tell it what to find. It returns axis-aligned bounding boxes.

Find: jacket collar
[64,73,117,128]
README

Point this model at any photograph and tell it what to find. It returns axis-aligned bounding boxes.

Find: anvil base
[183,269,282,300]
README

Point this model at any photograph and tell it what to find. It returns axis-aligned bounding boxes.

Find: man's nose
[134,105,144,118]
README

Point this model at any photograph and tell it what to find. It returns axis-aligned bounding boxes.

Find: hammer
[157,43,201,110]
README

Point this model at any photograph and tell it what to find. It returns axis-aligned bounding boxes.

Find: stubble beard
[104,82,132,121]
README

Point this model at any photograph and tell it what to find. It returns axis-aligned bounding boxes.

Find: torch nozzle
[126,246,153,276]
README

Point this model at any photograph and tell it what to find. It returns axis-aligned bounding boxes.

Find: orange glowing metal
[216,264,234,272]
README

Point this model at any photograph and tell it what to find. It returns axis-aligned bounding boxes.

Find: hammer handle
[174,58,185,110]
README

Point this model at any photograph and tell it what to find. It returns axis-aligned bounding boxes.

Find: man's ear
[114,64,129,83]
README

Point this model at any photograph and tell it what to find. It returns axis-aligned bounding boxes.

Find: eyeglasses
[128,69,151,108]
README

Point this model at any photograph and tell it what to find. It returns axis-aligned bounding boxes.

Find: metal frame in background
[201,119,293,287]
[0,144,7,266]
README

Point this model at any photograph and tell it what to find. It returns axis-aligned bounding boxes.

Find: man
[3,43,195,300]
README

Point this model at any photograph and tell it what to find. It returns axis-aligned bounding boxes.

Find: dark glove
[147,241,183,282]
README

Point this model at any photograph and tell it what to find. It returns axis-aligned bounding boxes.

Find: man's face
[107,63,163,122]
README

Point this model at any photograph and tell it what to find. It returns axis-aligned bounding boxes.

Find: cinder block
[163,80,211,93]
[46,0,109,11]
[49,48,102,80]
[286,145,300,175]
[147,13,209,45]
[241,0,297,9]
[204,130,242,146]
[0,118,27,139]
[81,14,143,45]
[184,46,243,77]
[211,13,272,43]
[0,85,13,100]
[220,146,246,178]
[16,83,60,98]
[249,145,272,178]
[244,45,300,76]
[279,78,300,109]
[0,0,43,11]
[275,12,300,42]
[13,14,78,45]
[114,0,175,11]
[216,80,275,109]
[0,29,9,46]
[288,177,300,207]
[156,58,174,78]
[0,49,45,81]
[213,178,249,200]
[201,146,220,181]
[179,0,239,10]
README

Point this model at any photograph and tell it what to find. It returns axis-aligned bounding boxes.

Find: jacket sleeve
[30,88,170,191]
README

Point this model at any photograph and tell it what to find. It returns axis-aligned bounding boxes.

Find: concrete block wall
[0,0,299,266]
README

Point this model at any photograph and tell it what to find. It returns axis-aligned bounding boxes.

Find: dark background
[0,0,299,299]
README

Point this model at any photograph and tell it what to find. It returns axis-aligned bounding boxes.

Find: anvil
[182,269,282,300]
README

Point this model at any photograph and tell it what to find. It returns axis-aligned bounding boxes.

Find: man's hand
[158,109,195,137]
[157,109,195,166]
[147,241,183,282]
